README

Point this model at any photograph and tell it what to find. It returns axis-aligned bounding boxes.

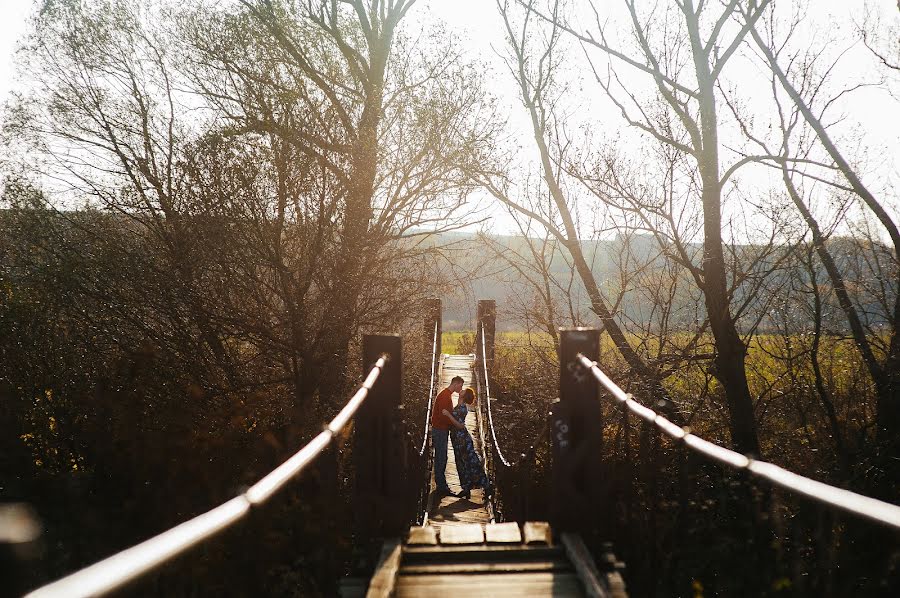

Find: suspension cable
[27,357,389,598]
[418,320,439,456]
[471,353,496,523]
[480,322,513,467]
[576,353,900,531]
[479,323,554,469]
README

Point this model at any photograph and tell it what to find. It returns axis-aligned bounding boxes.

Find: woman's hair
[461,387,476,405]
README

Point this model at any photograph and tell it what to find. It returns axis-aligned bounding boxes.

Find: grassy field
[442,328,870,406]
[442,331,556,355]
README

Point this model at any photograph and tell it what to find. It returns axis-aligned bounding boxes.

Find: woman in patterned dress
[442,387,492,499]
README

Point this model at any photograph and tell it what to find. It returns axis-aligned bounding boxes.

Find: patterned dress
[450,404,490,491]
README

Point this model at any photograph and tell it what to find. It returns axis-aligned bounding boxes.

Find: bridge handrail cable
[576,353,900,532]
[418,320,439,456]
[478,322,550,470]
[470,347,496,523]
[480,322,513,467]
[27,357,390,598]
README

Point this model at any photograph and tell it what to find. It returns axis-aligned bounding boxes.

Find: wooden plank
[485,522,522,544]
[397,572,583,595]
[396,582,583,598]
[395,572,585,595]
[397,584,582,598]
[438,523,484,545]
[366,539,402,598]
[606,570,628,598]
[400,560,572,575]
[402,545,562,559]
[523,521,552,545]
[406,526,437,546]
[599,546,628,598]
[428,353,492,529]
[561,533,610,598]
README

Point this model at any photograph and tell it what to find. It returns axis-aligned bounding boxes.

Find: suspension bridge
[19,299,900,597]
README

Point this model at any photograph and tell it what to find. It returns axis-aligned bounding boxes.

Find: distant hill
[417,230,894,333]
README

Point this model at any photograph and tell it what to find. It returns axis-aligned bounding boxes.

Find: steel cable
[418,320,439,456]
[480,322,513,467]
[27,357,389,598]
[479,323,551,470]
[576,353,900,531]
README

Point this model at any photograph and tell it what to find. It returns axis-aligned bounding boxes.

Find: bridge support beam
[355,334,408,536]
[476,299,496,376]
[424,298,442,357]
[551,328,604,533]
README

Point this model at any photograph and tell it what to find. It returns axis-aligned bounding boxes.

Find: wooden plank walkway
[395,528,583,597]
[426,353,492,533]
[359,519,629,597]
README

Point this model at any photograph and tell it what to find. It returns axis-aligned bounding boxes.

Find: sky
[0,0,32,105]
[424,0,900,164]
[0,0,898,235]
[424,0,900,238]
[2,0,898,143]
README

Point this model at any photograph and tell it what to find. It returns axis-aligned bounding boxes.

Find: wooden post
[476,299,496,375]
[623,407,633,534]
[424,298,442,358]
[361,333,402,413]
[424,298,441,422]
[355,334,406,535]
[551,328,603,533]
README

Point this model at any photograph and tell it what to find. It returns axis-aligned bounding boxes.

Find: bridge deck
[353,353,627,597]
[427,353,492,533]
[359,520,627,597]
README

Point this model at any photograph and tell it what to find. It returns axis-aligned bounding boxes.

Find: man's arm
[441,408,467,430]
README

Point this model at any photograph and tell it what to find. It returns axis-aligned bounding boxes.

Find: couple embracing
[430,376,492,499]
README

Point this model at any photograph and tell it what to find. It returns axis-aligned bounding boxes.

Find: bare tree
[745,3,900,457]
[7,0,497,428]
[499,0,785,453]
[466,1,706,433]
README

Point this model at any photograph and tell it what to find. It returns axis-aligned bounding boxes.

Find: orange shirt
[430,388,454,431]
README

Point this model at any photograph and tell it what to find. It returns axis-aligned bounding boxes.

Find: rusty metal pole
[551,328,603,533]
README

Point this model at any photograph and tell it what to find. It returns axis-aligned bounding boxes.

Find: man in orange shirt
[431,375,464,494]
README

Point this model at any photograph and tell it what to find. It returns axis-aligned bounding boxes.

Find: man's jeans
[432,428,450,490]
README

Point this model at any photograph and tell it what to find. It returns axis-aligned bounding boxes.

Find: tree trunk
[313,33,392,411]
[688,17,760,454]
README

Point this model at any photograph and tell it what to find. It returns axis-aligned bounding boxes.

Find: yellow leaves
[48,416,57,433]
